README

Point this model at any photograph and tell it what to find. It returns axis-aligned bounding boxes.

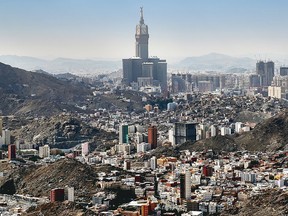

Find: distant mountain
[0,55,121,75]
[175,53,256,71]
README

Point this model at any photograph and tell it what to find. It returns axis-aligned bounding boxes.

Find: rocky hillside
[0,62,90,116]
[180,110,288,152]
[12,115,100,145]
[23,201,94,216]
[221,189,288,216]
[0,159,98,198]
[235,111,288,151]
[0,62,147,116]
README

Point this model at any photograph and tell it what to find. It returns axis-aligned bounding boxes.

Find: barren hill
[0,62,90,116]
[179,111,288,153]
[0,62,148,116]
[0,159,98,198]
[221,189,288,216]
[23,201,94,216]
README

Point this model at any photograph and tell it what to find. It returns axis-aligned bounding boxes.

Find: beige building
[39,145,50,158]
[268,86,284,99]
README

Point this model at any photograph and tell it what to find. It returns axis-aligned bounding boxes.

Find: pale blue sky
[0,0,287,61]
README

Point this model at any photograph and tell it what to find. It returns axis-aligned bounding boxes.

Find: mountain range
[173,53,256,72]
[0,55,121,75]
[0,53,259,75]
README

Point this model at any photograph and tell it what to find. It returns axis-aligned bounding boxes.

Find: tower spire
[140,7,144,24]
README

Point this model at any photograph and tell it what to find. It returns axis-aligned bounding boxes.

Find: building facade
[173,123,197,145]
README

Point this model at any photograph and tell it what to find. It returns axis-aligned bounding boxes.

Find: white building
[275,179,285,187]
[81,142,89,157]
[220,127,231,136]
[150,156,157,170]
[2,129,11,145]
[39,145,50,158]
[210,125,217,137]
[235,122,243,133]
[184,170,191,200]
[239,172,257,183]
[168,128,175,146]
[137,143,150,153]
[67,187,74,202]
[115,144,131,155]
[268,86,283,99]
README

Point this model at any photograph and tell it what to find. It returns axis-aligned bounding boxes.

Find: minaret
[135,7,149,59]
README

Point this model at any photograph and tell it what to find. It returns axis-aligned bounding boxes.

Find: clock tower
[135,7,149,59]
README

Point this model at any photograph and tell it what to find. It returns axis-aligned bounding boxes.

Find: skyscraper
[8,144,16,160]
[173,122,197,145]
[122,8,167,93]
[135,7,149,59]
[119,124,129,144]
[256,60,275,86]
[180,170,191,200]
[280,67,288,76]
[148,126,157,149]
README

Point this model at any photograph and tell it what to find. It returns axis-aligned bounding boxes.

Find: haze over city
[0,0,288,62]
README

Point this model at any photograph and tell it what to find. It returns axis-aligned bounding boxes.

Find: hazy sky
[0,0,287,61]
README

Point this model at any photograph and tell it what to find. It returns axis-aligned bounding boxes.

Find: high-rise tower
[135,7,149,59]
[180,170,191,200]
[148,126,157,149]
[122,8,167,93]
[256,60,274,86]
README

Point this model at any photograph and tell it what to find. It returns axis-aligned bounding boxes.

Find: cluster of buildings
[0,94,287,215]
[0,194,48,215]
[171,73,225,94]
[73,149,288,215]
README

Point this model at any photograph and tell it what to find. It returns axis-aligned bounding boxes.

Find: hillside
[179,111,288,153]
[0,159,98,198]
[23,201,94,216]
[0,62,90,116]
[235,111,288,151]
[221,189,288,216]
[8,115,117,149]
[0,62,147,116]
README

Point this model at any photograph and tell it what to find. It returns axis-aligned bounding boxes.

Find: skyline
[0,0,288,62]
